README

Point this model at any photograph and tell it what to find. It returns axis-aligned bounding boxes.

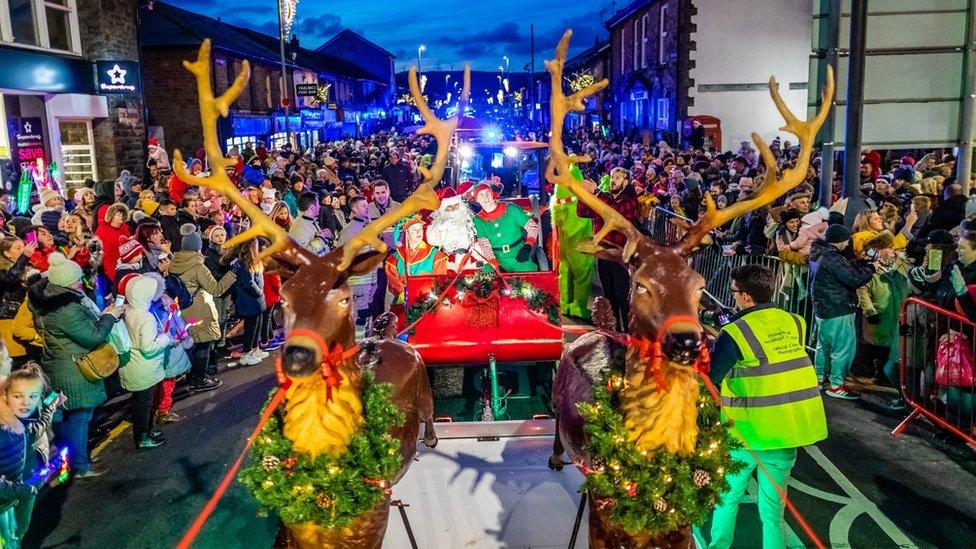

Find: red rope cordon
[175,386,287,549]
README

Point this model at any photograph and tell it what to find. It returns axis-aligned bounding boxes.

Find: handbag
[935,331,975,387]
[46,323,120,382]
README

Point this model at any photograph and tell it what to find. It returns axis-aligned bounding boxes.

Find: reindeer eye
[636,285,649,295]
[339,297,350,306]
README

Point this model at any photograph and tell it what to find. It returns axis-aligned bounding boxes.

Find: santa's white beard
[427,210,475,253]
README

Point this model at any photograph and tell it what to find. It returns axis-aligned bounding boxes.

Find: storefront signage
[96,61,141,94]
[300,109,326,129]
[6,117,45,167]
[295,83,319,97]
[0,46,94,94]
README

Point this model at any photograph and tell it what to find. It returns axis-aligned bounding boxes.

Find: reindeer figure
[172,40,471,548]
[545,31,834,548]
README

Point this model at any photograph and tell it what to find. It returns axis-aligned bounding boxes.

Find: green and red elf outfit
[468,181,540,272]
[550,165,595,318]
[384,215,447,307]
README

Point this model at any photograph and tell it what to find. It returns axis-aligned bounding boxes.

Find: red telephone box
[683,115,722,151]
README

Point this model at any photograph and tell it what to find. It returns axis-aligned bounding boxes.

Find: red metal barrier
[893,297,976,445]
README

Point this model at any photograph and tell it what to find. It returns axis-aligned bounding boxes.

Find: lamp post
[417,44,426,74]
[276,0,298,148]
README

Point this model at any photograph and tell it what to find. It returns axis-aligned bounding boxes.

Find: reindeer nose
[664,332,701,365]
[283,345,317,376]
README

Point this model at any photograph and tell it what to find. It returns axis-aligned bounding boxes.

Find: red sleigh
[404,197,563,420]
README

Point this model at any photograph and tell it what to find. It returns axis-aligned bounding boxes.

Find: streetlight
[502,55,510,73]
[417,44,426,73]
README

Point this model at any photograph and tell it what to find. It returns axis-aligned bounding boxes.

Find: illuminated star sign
[23,121,32,133]
[108,64,127,84]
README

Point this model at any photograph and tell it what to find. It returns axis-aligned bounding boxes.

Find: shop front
[219,112,274,153]
[0,46,106,199]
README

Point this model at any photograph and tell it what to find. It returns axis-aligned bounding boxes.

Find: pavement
[24,353,976,548]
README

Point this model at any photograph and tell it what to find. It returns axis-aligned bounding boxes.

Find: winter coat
[121,276,169,391]
[157,214,183,252]
[8,300,43,358]
[231,262,266,317]
[163,273,193,310]
[89,180,115,232]
[29,245,58,272]
[26,279,117,410]
[263,272,282,307]
[152,298,192,379]
[809,239,876,320]
[857,256,911,346]
[94,222,132,283]
[169,251,236,343]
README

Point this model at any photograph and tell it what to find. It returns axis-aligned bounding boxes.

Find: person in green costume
[550,165,595,319]
[468,181,540,272]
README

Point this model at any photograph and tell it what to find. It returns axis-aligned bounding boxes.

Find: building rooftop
[317,28,396,59]
[139,2,384,83]
[605,0,654,28]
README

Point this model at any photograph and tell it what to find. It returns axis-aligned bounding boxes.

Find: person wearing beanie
[30,189,65,226]
[170,225,234,393]
[38,210,64,240]
[809,222,876,399]
[114,236,148,286]
[180,223,203,253]
[26,252,125,476]
[94,204,132,284]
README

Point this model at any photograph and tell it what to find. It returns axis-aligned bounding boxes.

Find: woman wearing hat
[27,253,127,476]
[856,231,911,410]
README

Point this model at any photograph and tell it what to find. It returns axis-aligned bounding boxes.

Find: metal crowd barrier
[644,207,686,246]
[893,297,976,446]
[692,246,818,348]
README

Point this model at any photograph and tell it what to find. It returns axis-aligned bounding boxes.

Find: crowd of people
[0,121,973,544]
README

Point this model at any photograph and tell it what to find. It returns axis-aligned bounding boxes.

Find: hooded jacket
[121,276,169,392]
[26,279,116,409]
[809,239,875,319]
[90,179,116,232]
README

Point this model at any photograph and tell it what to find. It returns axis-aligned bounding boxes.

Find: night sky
[165,0,613,71]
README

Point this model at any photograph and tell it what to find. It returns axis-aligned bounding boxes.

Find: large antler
[172,41,308,264]
[545,31,643,262]
[674,66,835,256]
[336,65,471,271]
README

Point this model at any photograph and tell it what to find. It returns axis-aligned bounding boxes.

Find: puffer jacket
[144,274,193,379]
[169,251,236,343]
[231,262,266,317]
[809,239,876,319]
[27,279,117,409]
[857,255,911,346]
[121,276,169,392]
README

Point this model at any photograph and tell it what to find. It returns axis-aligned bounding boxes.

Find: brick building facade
[605,0,695,143]
[77,0,146,178]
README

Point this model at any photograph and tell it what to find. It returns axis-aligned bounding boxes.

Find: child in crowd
[0,364,62,546]
[121,275,171,450]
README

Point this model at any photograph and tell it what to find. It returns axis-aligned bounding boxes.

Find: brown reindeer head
[173,41,471,383]
[546,30,834,373]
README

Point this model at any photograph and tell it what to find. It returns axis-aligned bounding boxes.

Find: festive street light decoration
[280,0,298,36]
[567,71,597,93]
[16,169,31,214]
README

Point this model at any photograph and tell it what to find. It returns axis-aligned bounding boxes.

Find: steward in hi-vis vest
[707,264,828,549]
[719,307,828,449]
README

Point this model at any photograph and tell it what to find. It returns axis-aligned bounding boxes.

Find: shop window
[1,0,80,53]
[59,120,95,189]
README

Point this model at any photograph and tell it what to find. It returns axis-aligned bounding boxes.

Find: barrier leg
[568,491,586,549]
[891,407,921,437]
[488,353,506,420]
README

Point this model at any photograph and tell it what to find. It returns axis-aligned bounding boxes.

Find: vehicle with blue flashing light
[451,138,549,198]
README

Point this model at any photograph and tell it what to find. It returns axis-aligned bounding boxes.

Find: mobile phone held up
[927,248,943,272]
[115,294,126,307]
[42,391,59,407]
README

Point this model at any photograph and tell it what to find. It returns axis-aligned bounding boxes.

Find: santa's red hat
[436,186,458,200]
[116,273,140,301]
[148,137,159,147]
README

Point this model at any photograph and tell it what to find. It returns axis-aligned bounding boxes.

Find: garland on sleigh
[577,350,743,536]
[239,371,404,529]
[405,270,560,332]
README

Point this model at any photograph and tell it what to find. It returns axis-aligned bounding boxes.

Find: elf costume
[469,182,539,272]
[550,165,595,318]
[384,215,448,306]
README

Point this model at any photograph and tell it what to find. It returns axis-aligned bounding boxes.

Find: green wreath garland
[239,371,405,529]
[577,350,743,536]
[405,269,560,332]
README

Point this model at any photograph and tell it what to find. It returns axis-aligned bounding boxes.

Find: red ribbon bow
[320,342,346,403]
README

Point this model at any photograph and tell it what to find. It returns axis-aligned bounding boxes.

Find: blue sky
[166,0,613,71]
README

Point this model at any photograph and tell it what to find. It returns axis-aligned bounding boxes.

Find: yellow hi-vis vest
[720,307,828,450]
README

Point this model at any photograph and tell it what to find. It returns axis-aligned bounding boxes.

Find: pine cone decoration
[261,455,280,472]
[315,494,332,509]
[654,498,667,512]
[693,469,711,487]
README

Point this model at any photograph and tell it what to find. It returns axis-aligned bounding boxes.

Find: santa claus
[426,186,498,272]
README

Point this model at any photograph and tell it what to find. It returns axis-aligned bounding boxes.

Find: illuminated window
[59,120,96,188]
[632,19,639,71]
[659,4,669,65]
[641,14,648,68]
